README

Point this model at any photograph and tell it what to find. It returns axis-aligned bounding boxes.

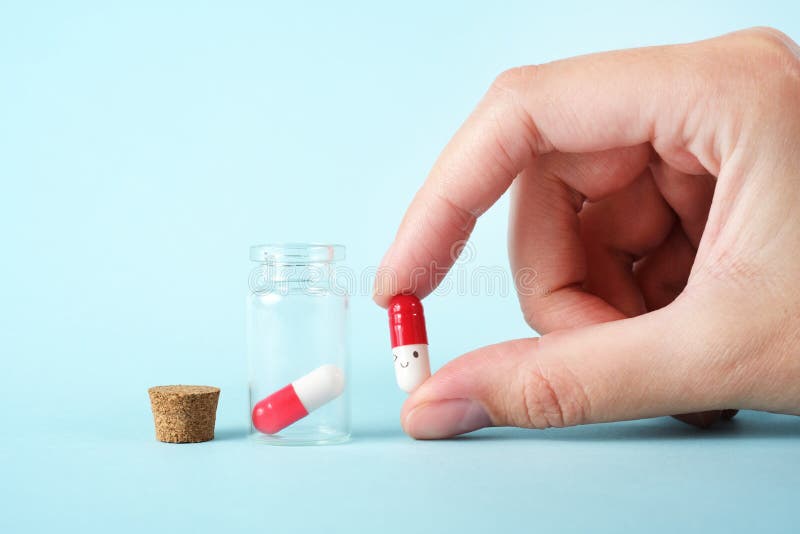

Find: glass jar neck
[265,260,334,281]
[250,261,337,294]
[249,243,345,295]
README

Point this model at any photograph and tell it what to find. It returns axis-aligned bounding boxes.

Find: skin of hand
[372,27,800,439]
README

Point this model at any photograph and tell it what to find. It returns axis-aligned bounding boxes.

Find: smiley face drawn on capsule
[388,294,432,393]
[392,343,430,393]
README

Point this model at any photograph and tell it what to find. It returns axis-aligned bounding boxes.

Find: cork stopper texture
[148,385,220,443]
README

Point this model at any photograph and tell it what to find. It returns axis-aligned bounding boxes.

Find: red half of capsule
[252,384,309,434]
[389,294,428,348]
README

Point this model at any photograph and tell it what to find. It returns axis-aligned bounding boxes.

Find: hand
[373,27,800,439]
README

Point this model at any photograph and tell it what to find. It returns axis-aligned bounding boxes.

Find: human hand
[373,27,800,439]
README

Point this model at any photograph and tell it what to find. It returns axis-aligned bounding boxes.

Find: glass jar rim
[249,243,345,263]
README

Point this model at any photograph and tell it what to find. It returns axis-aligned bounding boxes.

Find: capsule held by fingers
[389,294,431,393]
[251,364,345,434]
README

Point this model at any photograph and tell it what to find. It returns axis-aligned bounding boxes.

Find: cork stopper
[148,385,220,443]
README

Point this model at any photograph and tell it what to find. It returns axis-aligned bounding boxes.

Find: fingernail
[404,399,491,439]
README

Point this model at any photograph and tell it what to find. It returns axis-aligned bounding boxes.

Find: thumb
[401,306,737,439]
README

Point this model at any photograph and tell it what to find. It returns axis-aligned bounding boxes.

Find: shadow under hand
[453,411,800,443]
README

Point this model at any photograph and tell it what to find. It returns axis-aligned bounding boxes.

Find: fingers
[401,306,739,439]
[375,29,795,306]
[508,147,651,333]
[579,168,675,317]
[634,225,695,311]
[373,35,737,307]
[650,160,715,249]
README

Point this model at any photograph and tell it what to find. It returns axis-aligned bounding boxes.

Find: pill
[251,364,345,434]
[389,294,431,393]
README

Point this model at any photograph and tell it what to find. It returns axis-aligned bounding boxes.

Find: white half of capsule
[392,343,431,393]
[292,364,346,412]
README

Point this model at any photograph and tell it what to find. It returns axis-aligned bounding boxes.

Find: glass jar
[246,243,350,445]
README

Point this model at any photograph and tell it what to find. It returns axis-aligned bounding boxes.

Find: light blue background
[2,1,799,532]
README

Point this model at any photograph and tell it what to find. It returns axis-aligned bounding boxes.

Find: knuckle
[485,64,550,162]
[739,27,800,83]
[515,356,590,429]
[490,65,539,96]
[710,28,800,114]
[743,26,799,53]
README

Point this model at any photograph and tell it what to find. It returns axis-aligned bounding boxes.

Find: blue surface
[2,2,799,532]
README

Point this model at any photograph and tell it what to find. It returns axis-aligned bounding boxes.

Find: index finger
[372,30,753,307]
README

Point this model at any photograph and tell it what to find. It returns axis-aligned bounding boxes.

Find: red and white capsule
[251,364,345,434]
[389,294,431,393]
